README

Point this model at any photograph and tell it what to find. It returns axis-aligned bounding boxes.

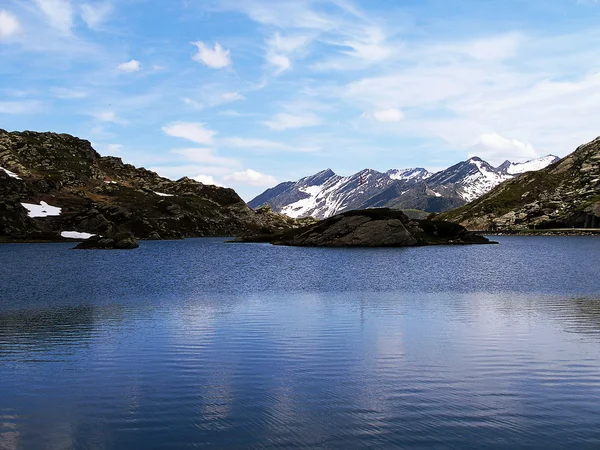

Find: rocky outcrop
[0,129,305,242]
[438,136,600,231]
[233,208,493,247]
[73,233,139,250]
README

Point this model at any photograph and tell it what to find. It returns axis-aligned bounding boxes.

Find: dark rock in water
[233,208,493,247]
[73,233,139,250]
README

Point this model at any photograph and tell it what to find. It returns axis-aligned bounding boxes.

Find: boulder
[73,232,139,250]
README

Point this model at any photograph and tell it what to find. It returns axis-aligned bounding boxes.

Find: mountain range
[249,155,559,219]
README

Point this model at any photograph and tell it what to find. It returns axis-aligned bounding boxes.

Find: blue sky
[2,0,600,200]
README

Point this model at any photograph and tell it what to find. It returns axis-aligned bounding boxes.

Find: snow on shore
[61,231,95,240]
[154,191,174,197]
[20,201,62,218]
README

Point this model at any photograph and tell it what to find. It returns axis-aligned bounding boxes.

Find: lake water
[1,236,600,449]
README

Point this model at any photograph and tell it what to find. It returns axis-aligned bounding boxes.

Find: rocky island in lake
[233,208,493,247]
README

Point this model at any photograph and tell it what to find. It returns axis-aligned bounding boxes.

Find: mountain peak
[248,155,558,219]
[467,156,484,163]
[318,168,335,176]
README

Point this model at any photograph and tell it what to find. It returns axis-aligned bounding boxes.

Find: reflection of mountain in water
[0,306,118,360]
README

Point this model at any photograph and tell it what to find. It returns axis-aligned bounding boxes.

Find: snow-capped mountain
[249,155,559,219]
[259,168,402,219]
[497,155,560,175]
[426,157,512,202]
[387,167,431,182]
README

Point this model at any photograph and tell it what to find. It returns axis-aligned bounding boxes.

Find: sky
[2,0,600,200]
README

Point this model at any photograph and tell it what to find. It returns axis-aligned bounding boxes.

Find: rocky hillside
[249,156,558,219]
[438,136,600,231]
[0,129,303,242]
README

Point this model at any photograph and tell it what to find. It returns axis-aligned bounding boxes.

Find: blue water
[1,236,600,448]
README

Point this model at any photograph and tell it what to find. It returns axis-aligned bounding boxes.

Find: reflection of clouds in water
[2,288,600,447]
[412,293,600,430]
[0,416,19,450]
[165,298,234,425]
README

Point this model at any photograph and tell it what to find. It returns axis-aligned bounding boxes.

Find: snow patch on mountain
[459,158,513,202]
[500,155,560,175]
[387,168,431,181]
[61,231,96,240]
[21,201,62,218]
[1,166,20,179]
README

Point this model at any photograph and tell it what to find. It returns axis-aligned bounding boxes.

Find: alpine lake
[1,236,600,449]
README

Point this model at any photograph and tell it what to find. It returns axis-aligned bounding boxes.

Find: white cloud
[222,92,244,102]
[106,143,122,154]
[469,133,538,165]
[265,32,311,74]
[0,10,21,39]
[171,148,238,166]
[266,53,291,74]
[93,143,122,155]
[463,33,521,61]
[80,2,112,29]
[221,136,319,152]
[324,26,393,68]
[0,100,44,114]
[373,108,404,122]
[117,59,141,73]
[193,174,222,186]
[218,110,255,117]
[222,1,335,31]
[34,0,73,34]
[222,137,288,150]
[183,97,203,109]
[223,169,277,186]
[268,32,311,53]
[94,111,117,122]
[191,41,232,69]
[263,112,322,130]
[162,122,215,145]
[52,87,88,99]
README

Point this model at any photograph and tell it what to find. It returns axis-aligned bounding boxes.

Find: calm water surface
[1,236,600,448]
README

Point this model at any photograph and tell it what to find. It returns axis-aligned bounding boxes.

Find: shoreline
[3,228,600,244]
[480,228,600,236]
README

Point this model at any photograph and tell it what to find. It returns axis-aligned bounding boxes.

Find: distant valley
[249,155,559,219]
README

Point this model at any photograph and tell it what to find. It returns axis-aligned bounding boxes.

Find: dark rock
[73,233,139,250]
[233,208,493,247]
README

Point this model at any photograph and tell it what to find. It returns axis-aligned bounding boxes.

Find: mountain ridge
[249,155,559,219]
[437,137,600,230]
[0,129,305,242]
